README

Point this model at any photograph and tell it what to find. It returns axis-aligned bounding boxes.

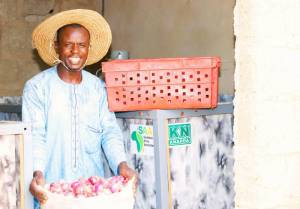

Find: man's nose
[71,43,79,53]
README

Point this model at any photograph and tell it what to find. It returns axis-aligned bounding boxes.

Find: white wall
[234,1,300,208]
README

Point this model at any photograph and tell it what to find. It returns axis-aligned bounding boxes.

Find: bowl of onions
[40,176,135,209]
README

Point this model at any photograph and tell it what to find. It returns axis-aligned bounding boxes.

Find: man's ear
[54,41,59,53]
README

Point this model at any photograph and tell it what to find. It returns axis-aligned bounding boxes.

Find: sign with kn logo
[168,123,192,147]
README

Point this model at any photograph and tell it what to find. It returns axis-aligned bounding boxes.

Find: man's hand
[29,171,48,204]
[118,161,138,193]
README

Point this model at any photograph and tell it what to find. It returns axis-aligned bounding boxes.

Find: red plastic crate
[102,57,221,112]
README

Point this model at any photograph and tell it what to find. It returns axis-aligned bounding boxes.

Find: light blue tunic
[22,66,127,183]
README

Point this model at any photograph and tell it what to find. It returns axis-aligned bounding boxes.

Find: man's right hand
[29,171,48,204]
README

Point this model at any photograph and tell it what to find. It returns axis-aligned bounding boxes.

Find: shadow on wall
[31,49,49,71]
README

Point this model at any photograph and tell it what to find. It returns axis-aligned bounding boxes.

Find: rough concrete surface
[0,0,101,96]
[0,0,235,96]
[105,0,235,95]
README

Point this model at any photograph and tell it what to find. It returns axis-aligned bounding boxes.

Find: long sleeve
[22,81,47,173]
[21,68,125,181]
[99,86,127,175]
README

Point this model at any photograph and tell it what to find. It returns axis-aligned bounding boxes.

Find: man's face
[55,26,90,71]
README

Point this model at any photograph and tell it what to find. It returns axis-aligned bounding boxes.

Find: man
[22,9,136,208]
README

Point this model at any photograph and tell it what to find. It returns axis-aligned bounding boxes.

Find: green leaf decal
[131,131,144,152]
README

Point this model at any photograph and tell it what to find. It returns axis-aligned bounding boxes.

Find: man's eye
[79,44,87,48]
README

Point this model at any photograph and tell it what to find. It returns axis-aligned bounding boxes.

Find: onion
[93,182,104,194]
[47,175,128,197]
[88,176,99,185]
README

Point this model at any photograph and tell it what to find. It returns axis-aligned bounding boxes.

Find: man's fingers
[39,195,48,205]
[36,189,48,204]
[127,167,137,180]
[30,177,48,204]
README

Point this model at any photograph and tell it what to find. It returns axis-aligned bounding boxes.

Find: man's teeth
[69,58,80,64]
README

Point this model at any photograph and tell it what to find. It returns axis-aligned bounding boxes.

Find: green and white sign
[168,123,192,147]
[130,124,154,155]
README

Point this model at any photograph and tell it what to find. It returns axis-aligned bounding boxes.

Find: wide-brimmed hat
[32,9,112,66]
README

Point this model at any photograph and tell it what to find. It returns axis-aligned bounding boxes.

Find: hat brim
[32,9,112,66]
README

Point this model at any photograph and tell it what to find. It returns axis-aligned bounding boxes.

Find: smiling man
[22,9,137,209]
[55,24,90,82]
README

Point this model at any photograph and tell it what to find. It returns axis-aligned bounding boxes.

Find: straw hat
[32,9,112,66]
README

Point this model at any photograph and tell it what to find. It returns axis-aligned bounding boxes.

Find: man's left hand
[118,161,138,193]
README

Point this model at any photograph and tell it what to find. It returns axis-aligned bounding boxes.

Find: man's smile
[68,57,81,65]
